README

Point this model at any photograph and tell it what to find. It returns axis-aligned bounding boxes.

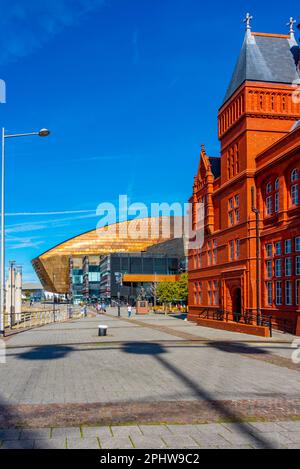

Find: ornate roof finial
[287,17,296,35]
[243,12,253,31]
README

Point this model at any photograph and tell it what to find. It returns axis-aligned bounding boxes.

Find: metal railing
[197,308,276,337]
[3,306,83,335]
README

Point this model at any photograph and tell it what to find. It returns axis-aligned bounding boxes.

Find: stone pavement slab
[0,439,35,449]
[82,426,111,438]
[160,434,200,448]
[0,429,21,440]
[130,435,167,449]
[51,427,81,438]
[100,435,134,449]
[67,437,100,449]
[0,422,298,448]
[34,438,66,449]
[139,425,172,436]
[111,425,143,438]
[20,428,51,440]
[277,421,300,431]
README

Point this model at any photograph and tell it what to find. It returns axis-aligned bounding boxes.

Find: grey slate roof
[223,31,300,104]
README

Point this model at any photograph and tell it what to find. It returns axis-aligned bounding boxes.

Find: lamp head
[39,129,50,137]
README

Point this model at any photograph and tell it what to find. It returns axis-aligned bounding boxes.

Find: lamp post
[251,186,261,326]
[0,128,50,336]
[115,272,123,317]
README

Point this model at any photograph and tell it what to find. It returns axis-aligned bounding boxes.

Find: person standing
[127,304,132,319]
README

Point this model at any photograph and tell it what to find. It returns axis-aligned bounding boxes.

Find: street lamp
[0,128,50,336]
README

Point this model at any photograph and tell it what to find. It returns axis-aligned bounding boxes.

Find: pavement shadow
[122,341,275,449]
[122,342,167,356]
[18,345,75,361]
[211,341,268,355]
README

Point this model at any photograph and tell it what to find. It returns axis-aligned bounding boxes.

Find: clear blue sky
[0,0,294,282]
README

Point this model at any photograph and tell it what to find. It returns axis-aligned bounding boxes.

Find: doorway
[232,287,242,322]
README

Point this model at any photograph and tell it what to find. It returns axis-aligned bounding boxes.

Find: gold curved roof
[32,217,182,293]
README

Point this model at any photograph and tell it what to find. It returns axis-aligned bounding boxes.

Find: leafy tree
[156,274,188,306]
[177,273,188,303]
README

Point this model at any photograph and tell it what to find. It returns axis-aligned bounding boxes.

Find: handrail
[3,307,83,335]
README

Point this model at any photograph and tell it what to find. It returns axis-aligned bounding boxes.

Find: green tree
[177,273,188,303]
[156,274,188,307]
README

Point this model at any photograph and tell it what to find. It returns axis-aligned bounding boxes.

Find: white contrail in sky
[6,209,95,217]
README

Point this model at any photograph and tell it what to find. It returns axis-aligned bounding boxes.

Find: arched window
[266,182,272,194]
[291,169,299,207]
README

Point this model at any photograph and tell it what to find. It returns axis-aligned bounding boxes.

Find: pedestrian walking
[127,304,132,318]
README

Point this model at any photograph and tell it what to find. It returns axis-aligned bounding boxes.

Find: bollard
[98,325,108,337]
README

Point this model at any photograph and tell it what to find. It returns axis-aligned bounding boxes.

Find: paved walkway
[1,420,300,449]
[0,308,299,449]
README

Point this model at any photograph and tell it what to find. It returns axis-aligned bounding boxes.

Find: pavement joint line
[128,435,135,448]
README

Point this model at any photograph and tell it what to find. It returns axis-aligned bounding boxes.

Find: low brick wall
[196,318,270,337]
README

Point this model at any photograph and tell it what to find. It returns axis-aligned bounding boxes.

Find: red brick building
[188,17,300,335]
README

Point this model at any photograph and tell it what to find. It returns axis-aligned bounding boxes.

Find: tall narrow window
[236,239,240,259]
[285,280,292,306]
[296,256,300,276]
[276,281,282,305]
[266,282,273,306]
[266,244,272,258]
[213,280,219,305]
[235,144,239,174]
[229,240,234,261]
[291,169,299,206]
[285,258,292,277]
[274,241,281,256]
[213,240,218,265]
[228,195,240,226]
[275,259,282,277]
[266,182,273,215]
[208,241,213,266]
[265,179,280,216]
[208,281,213,305]
[296,280,300,306]
[285,239,292,254]
[266,260,272,279]
[274,178,279,212]
[227,155,231,179]
[199,282,202,305]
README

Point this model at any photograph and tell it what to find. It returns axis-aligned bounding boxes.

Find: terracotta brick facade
[188,29,300,335]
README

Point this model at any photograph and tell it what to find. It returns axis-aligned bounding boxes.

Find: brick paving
[0,308,299,449]
[0,421,299,449]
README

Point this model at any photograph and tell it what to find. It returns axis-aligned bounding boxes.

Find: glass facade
[99,253,182,303]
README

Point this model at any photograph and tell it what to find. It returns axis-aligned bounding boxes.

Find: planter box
[195,318,270,337]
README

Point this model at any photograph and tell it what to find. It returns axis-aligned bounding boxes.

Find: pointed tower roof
[223,17,300,104]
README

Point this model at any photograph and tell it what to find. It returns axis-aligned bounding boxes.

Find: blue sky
[0,0,294,282]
